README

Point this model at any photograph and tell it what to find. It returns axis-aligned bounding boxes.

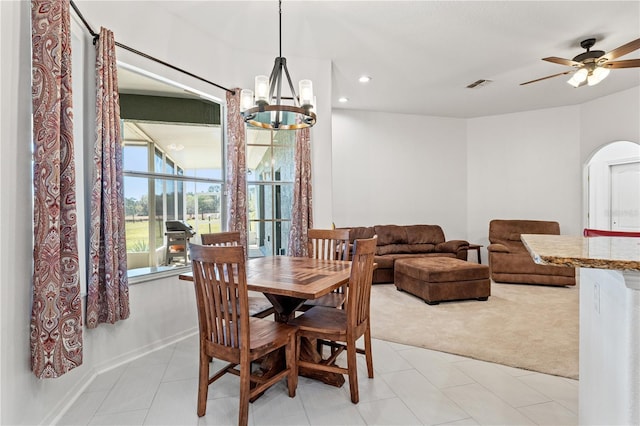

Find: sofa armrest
[435,239,469,253]
[487,243,510,253]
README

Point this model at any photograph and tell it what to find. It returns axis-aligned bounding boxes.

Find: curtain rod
[69,0,235,95]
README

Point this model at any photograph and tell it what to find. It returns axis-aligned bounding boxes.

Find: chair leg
[296,335,302,378]
[285,333,297,398]
[239,360,250,426]
[364,325,374,378]
[197,350,210,417]
[346,338,359,404]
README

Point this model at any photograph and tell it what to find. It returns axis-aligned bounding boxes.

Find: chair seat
[289,306,347,338]
[247,317,297,354]
[301,292,346,309]
[204,316,297,360]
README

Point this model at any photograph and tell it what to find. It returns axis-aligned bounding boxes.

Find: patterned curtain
[86,27,130,328]
[287,128,313,257]
[30,0,83,378]
[225,89,248,251]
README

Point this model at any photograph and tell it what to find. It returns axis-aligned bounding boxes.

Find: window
[246,127,295,257]
[119,65,225,280]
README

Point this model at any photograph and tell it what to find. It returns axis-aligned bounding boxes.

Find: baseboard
[45,327,198,425]
[92,327,198,374]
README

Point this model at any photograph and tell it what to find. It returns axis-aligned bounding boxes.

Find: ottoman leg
[425,300,440,305]
[477,297,489,301]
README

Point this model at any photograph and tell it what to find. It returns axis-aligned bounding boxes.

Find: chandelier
[240,0,316,130]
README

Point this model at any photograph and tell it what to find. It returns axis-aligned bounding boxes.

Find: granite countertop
[521,234,640,272]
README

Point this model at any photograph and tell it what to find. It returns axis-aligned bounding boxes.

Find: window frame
[117,62,227,283]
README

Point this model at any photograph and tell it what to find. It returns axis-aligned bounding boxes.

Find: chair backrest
[189,243,249,354]
[201,231,242,246]
[489,219,560,245]
[583,228,640,237]
[307,228,351,261]
[345,237,377,330]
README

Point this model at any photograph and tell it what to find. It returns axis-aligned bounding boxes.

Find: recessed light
[359,75,372,83]
[338,97,349,103]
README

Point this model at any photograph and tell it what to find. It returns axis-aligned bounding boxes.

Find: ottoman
[394,257,490,305]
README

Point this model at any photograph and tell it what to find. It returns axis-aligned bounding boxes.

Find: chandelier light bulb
[255,75,269,105]
[240,89,254,112]
[298,80,314,107]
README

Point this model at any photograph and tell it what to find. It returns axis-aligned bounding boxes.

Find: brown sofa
[341,224,469,284]
[487,219,576,286]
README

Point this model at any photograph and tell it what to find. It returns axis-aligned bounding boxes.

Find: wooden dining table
[179,255,352,387]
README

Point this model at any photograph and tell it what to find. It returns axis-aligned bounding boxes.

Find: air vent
[466,79,493,89]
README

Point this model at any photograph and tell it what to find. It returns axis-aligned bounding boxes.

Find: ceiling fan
[521,37,640,87]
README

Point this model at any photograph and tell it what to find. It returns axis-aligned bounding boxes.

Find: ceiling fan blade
[602,58,640,69]
[520,70,574,86]
[543,56,581,67]
[602,38,640,61]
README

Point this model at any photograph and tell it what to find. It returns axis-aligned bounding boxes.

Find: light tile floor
[58,334,578,425]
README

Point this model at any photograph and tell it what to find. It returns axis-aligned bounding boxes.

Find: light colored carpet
[370,281,579,379]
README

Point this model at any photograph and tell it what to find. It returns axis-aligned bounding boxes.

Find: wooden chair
[289,236,377,404]
[189,243,298,425]
[200,232,275,319]
[299,228,351,311]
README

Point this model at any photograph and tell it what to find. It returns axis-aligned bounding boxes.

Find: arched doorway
[585,141,640,231]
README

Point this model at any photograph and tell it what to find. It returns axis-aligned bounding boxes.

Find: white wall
[466,106,583,258]
[331,110,468,240]
[580,87,640,164]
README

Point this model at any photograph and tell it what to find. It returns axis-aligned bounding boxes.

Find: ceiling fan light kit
[521,37,640,87]
[240,0,316,130]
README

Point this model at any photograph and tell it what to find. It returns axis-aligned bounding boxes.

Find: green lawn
[125,219,222,252]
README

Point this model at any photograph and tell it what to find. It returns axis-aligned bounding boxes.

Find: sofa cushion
[373,255,396,269]
[345,226,375,242]
[489,219,561,244]
[374,225,408,245]
[490,252,575,277]
[405,225,445,244]
[376,243,436,255]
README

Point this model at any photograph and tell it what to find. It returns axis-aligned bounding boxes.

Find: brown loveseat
[341,224,469,284]
[487,219,576,286]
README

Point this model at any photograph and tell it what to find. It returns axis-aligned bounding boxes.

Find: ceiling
[144,0,640,119]
[113,1,640,170]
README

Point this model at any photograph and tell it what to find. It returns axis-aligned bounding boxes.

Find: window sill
[128,264,190,285]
